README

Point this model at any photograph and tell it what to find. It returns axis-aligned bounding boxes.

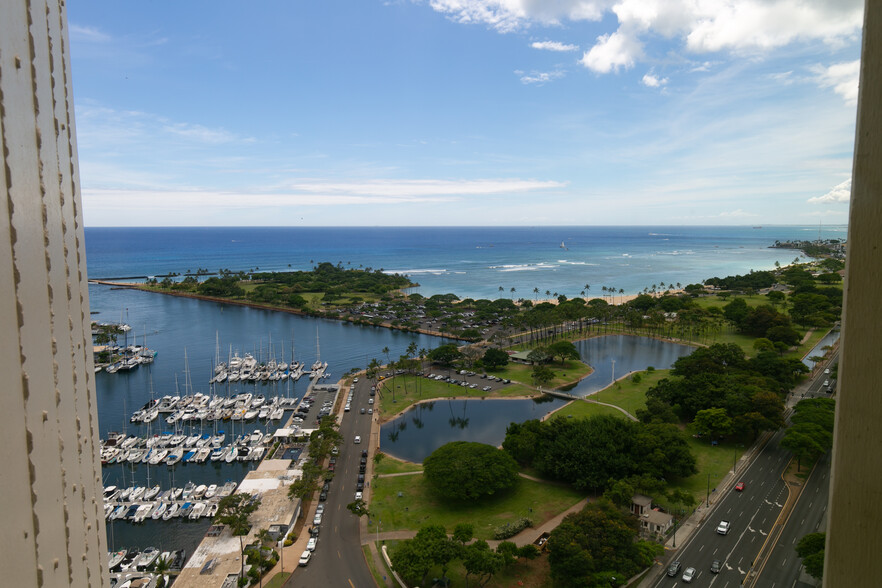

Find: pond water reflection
[380,335,697,462]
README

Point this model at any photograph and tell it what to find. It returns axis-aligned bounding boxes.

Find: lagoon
[380,335,696,462]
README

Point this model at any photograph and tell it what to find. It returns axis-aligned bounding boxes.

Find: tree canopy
[503,415,696,492]
[548,499,663,587]
[427,343,463,366]
[481,347,510,369]
[423,442,520,501]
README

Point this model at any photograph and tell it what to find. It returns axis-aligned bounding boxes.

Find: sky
[67,0,863,227]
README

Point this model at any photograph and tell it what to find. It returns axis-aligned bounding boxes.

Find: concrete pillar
[0,1,107,585]
[824,1,882,586]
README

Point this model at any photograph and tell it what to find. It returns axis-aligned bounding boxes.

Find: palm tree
[545,290,551,299]
[533,287,539,300]
[153,556,170,588]
[510,287,516,299]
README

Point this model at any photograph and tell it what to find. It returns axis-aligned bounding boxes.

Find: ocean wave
[382,268,448,275]
[556,260,598,266]
[490,262,559,272]
[654,250,695,256]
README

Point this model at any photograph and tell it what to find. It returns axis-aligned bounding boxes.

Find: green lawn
[549,369,670,421]
[484,359,593,389]
[592,369,670,415]
[263,572,291,588]
[692,293,776,311]
[370,471,584,541]
[374,454,424,476]
[376,376,537,420]
[667,434,747,503]
[549,400,629,420]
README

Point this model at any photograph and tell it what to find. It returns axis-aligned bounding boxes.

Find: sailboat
[560,240,568,251]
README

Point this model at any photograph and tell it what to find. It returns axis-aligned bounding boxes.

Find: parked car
[354,491,363,500]
[368,408,373,414]
[306,537,317,552]
[319,491,327,502]
[316,504,325,514]
[298,551,311,566]
[313,513,323,525]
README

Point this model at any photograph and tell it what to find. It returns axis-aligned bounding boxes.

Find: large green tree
[423,442,520,501]
[796,532,825,580]
[427,343,463,366]
[548,500,662,587]
[481,348,510,369]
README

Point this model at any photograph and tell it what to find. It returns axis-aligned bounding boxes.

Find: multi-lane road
[285,378,376,587]
[650,354,837,587]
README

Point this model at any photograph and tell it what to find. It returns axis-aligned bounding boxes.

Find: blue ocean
[84,225,845,300]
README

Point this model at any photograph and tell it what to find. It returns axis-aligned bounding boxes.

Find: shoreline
[89,280,465,342]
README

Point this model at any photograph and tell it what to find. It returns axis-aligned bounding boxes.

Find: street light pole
[706,473,710,507]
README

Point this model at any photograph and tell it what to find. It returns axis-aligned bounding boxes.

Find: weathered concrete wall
[0,1,107,585]
[825,2,882,586]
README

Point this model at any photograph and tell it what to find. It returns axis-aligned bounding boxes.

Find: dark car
[360,457,367,465]
[710,560,722,574]
[667,561,681,577]
[357,474,365,482]
[322,482,330,492]
[359,465,366,473]
[356,481,364,491]
[309,526,320,537]
[361,450,368,458]
[319,491,328,502]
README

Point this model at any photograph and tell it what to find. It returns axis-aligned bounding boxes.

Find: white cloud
[82,178,567,223]
[162,122,243,144]
[808,178,851,203]
[580,31,642,73]
[641,72,667,87]
[428,1,610,32]
[283,178,566,197]
[531,40,579,52]
[76,103,252,149]
[812,60,860,105]
[518,70,566,85]
[69,24,112,43]
[715,209,758,218]
[425,1,863,73]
